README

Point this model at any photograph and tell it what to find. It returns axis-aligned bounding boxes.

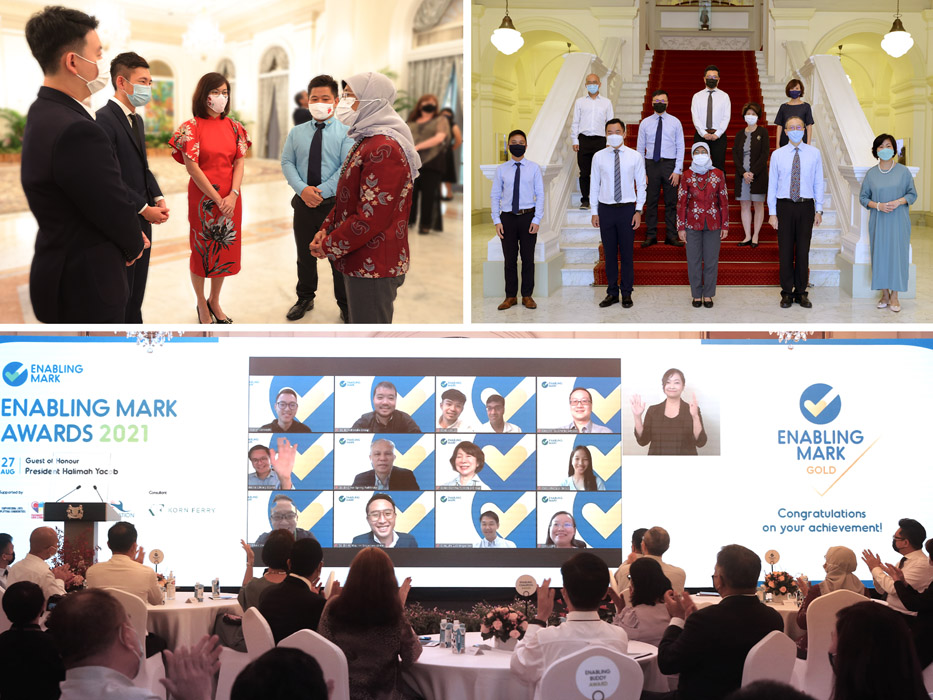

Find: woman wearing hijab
[794,546,866,659]
[676,142,729,308]
[309,73,421,324]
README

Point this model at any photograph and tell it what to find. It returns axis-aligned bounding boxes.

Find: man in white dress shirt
[437,388,476,431]
[766,115,824,308]
[474,511,517,548]
[637,90,685,247]
[590,119,646,309]
[480,394,521,433]
[511,552,627,696]
[50,588,219,700]
[690,65,731,172]
[614,526,687,601]
[558,387,612,433]
[85,521,163,605]
[571,74,614,210]
[6,526,81,601]
[861,517,933,615]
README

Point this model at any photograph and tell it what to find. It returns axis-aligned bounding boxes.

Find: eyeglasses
[339,93,356,101]
[786,126,805,132]
[276,402,298,410]
[893,535,908,541]
[552,522,575,529]
[368,509,395,521]
[271,512,297,522]
[570,399,591,406]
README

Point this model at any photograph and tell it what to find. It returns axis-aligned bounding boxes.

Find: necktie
[898,557,907,569]
[613,149,622,203]
[131,113,146,154]
[653,116,663,162]
[790,147,801,202]
[307,122,325,187]
[706,91,714,132]
[512,162,522,214]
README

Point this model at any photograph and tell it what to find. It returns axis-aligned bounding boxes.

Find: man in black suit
[350,494,418,548]
[351,438,420,490]
[257,538,326,644]
[648,544,784,700]
[21,6,147,323]
[96,52,169,324]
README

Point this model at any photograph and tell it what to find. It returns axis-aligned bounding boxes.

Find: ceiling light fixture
[491,0,523,56]
[881,0,914,58]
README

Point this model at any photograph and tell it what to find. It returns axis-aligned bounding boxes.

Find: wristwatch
[530,618,547,627]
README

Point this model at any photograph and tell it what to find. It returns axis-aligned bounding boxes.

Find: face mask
[123,81,151,108]
[207,94,228,113]
[123,623,145,678]
[74,53,109,95]
[705,78,718,89]
[421,104,437,114]
[653,103,667,113]
[508,144,526,157]
[607,134,624,148]
[335,98,359,127]
[893,538,904,554]
[789,90,802,99]
[787,129,804,144]
[744,115,758,126]
[586,84,599,95]
[309,103,334,121]
[877,147,895,161]
[692,154,711,168]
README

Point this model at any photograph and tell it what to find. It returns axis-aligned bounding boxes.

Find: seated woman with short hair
[609,557,672,646]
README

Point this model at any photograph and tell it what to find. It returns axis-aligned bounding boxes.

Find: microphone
[92,485,105,503]
[54,485,81,502]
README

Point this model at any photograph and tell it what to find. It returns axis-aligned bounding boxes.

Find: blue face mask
[586,84,599,95]
[877,147,895,161]
[787,129,804,144]
[123,82,151,107]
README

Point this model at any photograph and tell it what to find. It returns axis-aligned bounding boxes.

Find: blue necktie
[614,150,622,203]
[512,162,522,214]
[653,116,663,162]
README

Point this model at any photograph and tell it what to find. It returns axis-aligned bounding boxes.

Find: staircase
[558,49,841,288]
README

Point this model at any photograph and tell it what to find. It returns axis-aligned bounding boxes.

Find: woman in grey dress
[858,133,918,313]
[732,102,769,247]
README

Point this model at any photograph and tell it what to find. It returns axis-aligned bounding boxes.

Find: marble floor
[470,223,933,325]
[0,160,463,325]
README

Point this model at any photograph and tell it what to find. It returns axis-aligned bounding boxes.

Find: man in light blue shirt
[247,443,295,489]
[767,115,824,308]
[636,90,685,247]
[281,74,353,322]
[490,129,545,311]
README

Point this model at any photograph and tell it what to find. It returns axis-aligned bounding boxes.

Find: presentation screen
[0,335,930,589]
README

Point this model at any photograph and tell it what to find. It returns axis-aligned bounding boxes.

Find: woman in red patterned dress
[170,72,250,324]
[676,141,729,308]
[309,72,421,324]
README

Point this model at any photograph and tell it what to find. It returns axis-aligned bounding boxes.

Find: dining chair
[742,629,796,686]
[539,645,643,700]
[215,607,276,700]
[279,628,350,700]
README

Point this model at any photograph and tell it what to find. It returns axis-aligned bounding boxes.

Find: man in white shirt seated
[86,521,163,605]
[614,526,686,601]
[437,389,476,432]
[511,552,627,693]
[48,588,219,700]
[480,394,521,433]
[862,517,933,615]
[474,510,516,548]
[7,526,82,602]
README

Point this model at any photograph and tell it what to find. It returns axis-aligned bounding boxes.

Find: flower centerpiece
[762,571,799,601]
[480,606,528,651]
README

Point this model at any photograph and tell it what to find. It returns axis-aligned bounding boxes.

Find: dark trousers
[645,158,678,242]
[124,218,152,324]
[776,198,814,296]
[292,196,348,316]
[598,202,636,296]
[500,211,536,297]
[694,131,727,172]
[577,135,606,203]
[343,274,405,324]
[409,168,443,231]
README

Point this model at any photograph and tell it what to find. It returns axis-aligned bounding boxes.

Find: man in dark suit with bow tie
[96,52,169,324]
[21,6,147,323]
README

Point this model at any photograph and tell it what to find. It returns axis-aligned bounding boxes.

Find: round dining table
[146,595,242,650]
[404,632,669,700]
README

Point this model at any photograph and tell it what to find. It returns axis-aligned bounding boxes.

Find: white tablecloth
[147,596,242,650]
[404,632,668,700]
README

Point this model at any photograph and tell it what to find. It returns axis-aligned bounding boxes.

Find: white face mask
[607,133,624,148]
[309,102,335,121]
[744,114,758,126]
[335,98,359,126]
[74,53,109,95]
[207,94,228,114]
[692,153,711,168]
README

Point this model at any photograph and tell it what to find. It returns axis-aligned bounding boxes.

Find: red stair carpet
[594,49,783,287]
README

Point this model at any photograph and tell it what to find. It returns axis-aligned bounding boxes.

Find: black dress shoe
[641,238,657,248]
[737,239,752,247]
[703,299,714,308]
[621,296,634,308]
[796,295,813,308]
[751,241,759,248]
[599,294,619,308]
[780,294,793,309]
[286,298,315,321]
[665,239,685,247]
[196,306,214,324]
[206,299,232,324]
[692,299,702,308]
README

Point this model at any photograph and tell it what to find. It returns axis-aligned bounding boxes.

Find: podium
[44,502,121,552]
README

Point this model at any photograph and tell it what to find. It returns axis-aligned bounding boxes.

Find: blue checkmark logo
[2,362,27,387]
[799,383,841,425]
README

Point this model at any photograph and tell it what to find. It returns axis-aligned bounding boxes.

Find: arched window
[147,60,175,134]
[258,47,290,159]
[216,58,237,111]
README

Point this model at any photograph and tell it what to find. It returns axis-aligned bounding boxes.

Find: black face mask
[893,538,905,554]
[705,78,718,89]
[508,144,526,157]
[653,103,667,113]
[421,104,437,114]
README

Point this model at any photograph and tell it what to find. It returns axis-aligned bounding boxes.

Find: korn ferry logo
[799,384,841,425]
[3,362,28,387]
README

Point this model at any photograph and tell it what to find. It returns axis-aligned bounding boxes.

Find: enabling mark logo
[3,362,28,387]
[799,384,841,425]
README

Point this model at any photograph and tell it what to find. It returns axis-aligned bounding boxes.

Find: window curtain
[407,55,462,122]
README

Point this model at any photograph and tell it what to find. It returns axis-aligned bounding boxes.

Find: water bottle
[166,572,176,601]
[458,623,466,653]
[446,620,454,649]
[452,622,462,654]
[211,577,220,598]
[194,582,204,602]
[439,618,448,647]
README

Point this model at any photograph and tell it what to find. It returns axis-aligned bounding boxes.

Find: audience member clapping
[258,537,326,644]
[609,557,673,645]
[318,547,421,700]
[231,647,328,700]
[880,537,933,667]
[0,580,64,699]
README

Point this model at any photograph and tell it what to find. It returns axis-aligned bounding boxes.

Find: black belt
[778,198,813,203]
[503,209,534,216]
[601,201,635,208]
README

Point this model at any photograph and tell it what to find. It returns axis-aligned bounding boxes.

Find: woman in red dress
[170,72,250,324]
[309,72,421,324]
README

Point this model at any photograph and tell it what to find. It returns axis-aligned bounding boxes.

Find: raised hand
[160,634,221,700]
[399,576,412,607]
[271,437,297,489]
[689,392,699,418]
[630,394,645,417]
[794,576,810,596]
[536,578,555,621]
[881,563,905,582]
[240,539,255,567]
[663,589,685,619]
[133,544,146,564]
[606,586,624,612]
[861,549,882,571]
